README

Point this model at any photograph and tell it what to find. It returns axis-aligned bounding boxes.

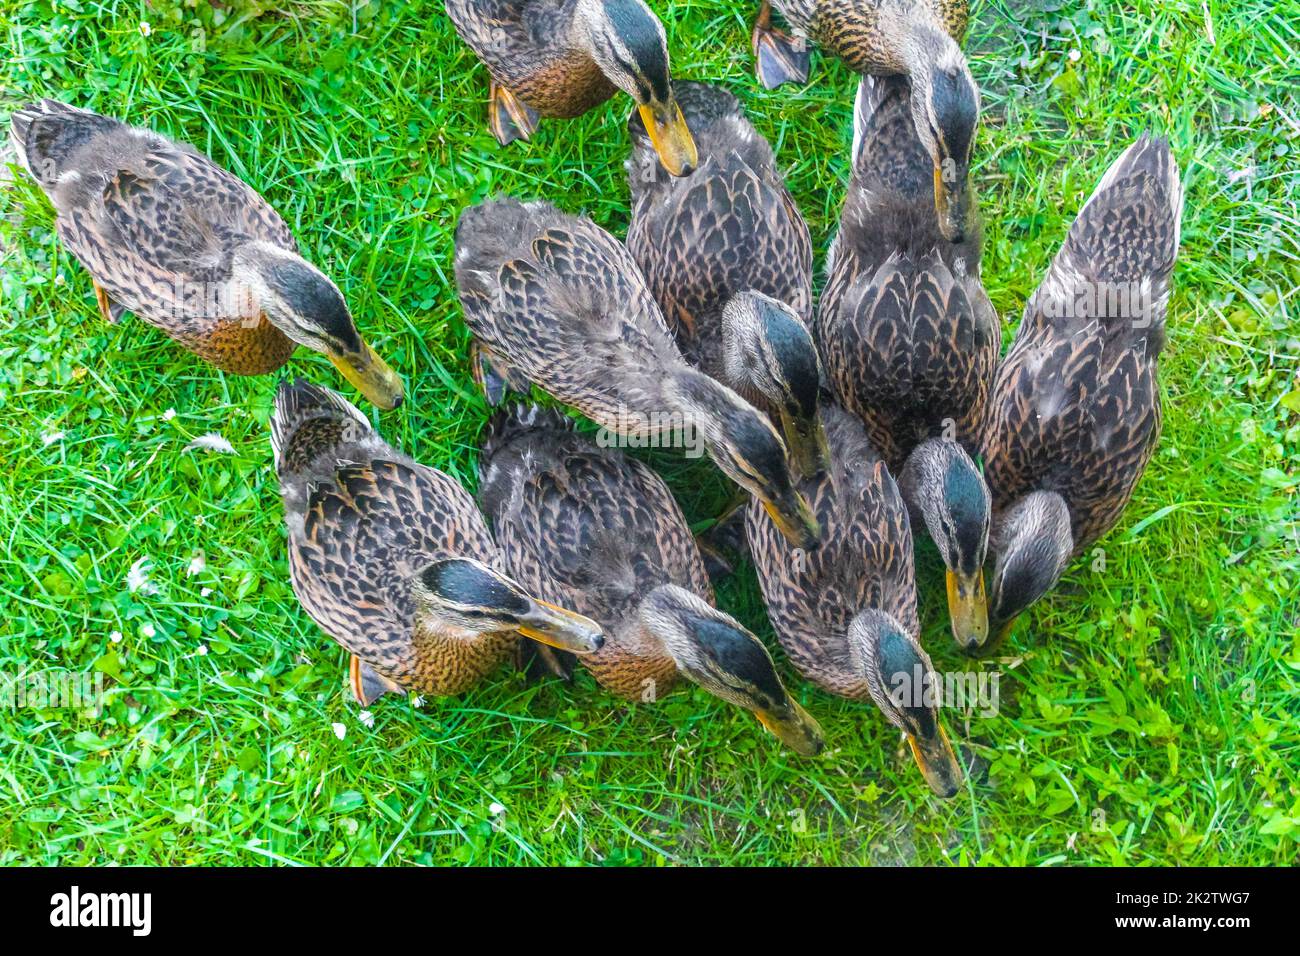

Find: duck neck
[720,292,771,407]
[569,0,662,102]
[661,365,731,455]
[880,9,952,78]
[229,241,301,330]
[588,612,682,703]
[409,609,516,697]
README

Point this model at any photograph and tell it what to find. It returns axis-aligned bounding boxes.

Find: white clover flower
[127,557,154,594]
[358,710,375,729]
[331,722,347,740]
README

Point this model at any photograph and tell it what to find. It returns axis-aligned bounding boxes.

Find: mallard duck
[816,75,997,649]
[445,0,698,175]
[8,100,404,409]
[979,135,1183,642]
[746,404,962,794]
[479,405,825,755]
[751,0,979,241]
[271,380,604,703]
[625,81,828,478]
[453,197,820,549]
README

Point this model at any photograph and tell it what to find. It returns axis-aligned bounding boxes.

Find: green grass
[1,0,1297,866]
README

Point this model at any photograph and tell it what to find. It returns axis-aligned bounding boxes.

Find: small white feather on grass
[184,433,236,454]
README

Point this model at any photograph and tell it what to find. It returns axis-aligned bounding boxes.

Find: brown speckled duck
[751,0,979,241]
[625,81,828,478]
[747,404,963,795]
[478,405,825,755]
[979,135,1183,643]
[271,380,603,703]
[9,100,404,408]
[454,197,820,549]
[445,0,698,175]
[817,75,997,649]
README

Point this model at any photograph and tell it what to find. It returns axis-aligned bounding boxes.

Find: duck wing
[288,458,499,687]
[627,82,813,353]
[12,100,295,325]
[455,198,682,427]
[479,406,710,625]
[747,406,916,700]
[982,135,1182,552]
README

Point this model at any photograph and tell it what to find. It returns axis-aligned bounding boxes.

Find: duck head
[574,0,697,175]
[849,608,963,797]
[906,38,979,242]
[669,368,821,550]
[721,291,830,478]
[900,438,991,650]
[233,241,404,409]
[988,491,1074,646]
[639,585,824,756]
[411,558,606,653]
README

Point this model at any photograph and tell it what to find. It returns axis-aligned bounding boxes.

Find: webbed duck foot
[349,655,402,706]
[489,82,539,147]
[752,6,810,89]
[696,494,751,583]
[696,537,736,583]
[93,280,125,324]
[513,639,576,683]
[472,340,528,406]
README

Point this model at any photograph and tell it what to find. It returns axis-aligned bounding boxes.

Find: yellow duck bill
[778,407,832,478]
[907,724,963,798]
[756,697,826,756]
[932,165,969,244]
[639,101,698,177]
[516,599,606,654]
[946,567,989,650]
[763,493,821,550]
[329,341,405,410]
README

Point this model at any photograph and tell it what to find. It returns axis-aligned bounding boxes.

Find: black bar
[0,866,1289,942]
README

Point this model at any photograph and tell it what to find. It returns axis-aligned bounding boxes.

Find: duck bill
[778,407,832,478]
[762,492,820,551]
[907,725,963,798]
[756,698,825,756]
[932,165,968,244]
[638,101,698,177]
[516,599,606,655]
[946,568,989,650]
[328,341,405,410]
